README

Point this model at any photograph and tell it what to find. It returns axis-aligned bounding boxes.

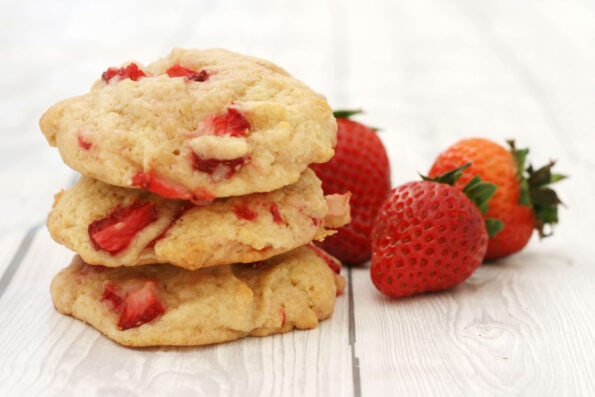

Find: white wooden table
[1,1,594,395]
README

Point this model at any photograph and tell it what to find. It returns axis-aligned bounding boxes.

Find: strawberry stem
[422,163,471,185]
[463,176,497,214]
[508,141,567,238]
[332,109,381,132]
[422,163,503,237]
[333,109,363,119]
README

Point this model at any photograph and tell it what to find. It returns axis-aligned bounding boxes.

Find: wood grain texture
[0,0,594,395]
[0,230,353,396]
[352,245,595,395]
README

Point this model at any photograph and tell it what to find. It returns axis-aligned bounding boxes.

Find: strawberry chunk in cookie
[88,200,158,255]
[101,63,146,82]
[102,279,165,330]
[166,63,210,82]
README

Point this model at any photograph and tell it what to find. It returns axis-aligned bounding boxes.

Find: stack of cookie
[39,48,350,347]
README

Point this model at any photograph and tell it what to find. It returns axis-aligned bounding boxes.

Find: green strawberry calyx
[333,109,380,131]
[333,109,363,119]
[508,140,567,238]
[421,163,504,238]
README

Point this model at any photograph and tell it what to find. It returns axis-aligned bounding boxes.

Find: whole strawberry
[370,166,493,298]
[311,110,391,264]
[428,138,565,260]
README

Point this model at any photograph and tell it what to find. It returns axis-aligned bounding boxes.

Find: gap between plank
[0,223,42,301]
[348,264,362,397]
[0,172,78,301]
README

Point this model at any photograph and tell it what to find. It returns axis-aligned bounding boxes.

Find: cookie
[40,48,337,202]
[50,245,346,347]
[48,169,350,270]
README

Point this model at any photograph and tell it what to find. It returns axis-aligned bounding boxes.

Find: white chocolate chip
[188,135,249,160]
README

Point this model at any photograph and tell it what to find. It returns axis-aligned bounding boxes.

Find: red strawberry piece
[101,63,146,82]
[190,108,251,180]
[306,243,342,274]
[269,203,285,225]
[131,172,215,205]
[310,110,391,264]
[191,154,249,181]
[166,64,209,82]
[77,132,92,150]
[118,280,165,330]
[101,280,165,330]
[88,200,158,255]
[280,308,287,328]
[203,108,251,137]
[428,138,566,260]
[146,202,194,248]
[102,281,124,311]
[370,166,492,298]
[131,172,191,200]
[234,203,258,221]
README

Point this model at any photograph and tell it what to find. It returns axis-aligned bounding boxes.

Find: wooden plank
[0,229,354,396]
[352,239,595,395]
[338,0,595,394]
[0,229,28,278]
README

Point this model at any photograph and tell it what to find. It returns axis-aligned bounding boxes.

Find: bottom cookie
[50,245,346,347]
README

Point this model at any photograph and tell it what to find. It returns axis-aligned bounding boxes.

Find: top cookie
[40,48,337,202]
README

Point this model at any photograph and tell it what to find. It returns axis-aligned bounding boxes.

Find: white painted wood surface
[1,0,593,395]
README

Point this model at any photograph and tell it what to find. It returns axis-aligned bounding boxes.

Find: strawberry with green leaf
[428,138,566,260]
[311,110,391,264]
[371,164,497,298]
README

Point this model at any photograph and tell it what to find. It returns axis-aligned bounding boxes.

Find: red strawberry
[202,108,251,137]
[428,138,565,260]
[166,64,209,81]
[310,110,391,264]
[101,63,146,82]
[88,200,158,255]
[131,172,215,205]
[102,279,165,330]
[370,165,493,298]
